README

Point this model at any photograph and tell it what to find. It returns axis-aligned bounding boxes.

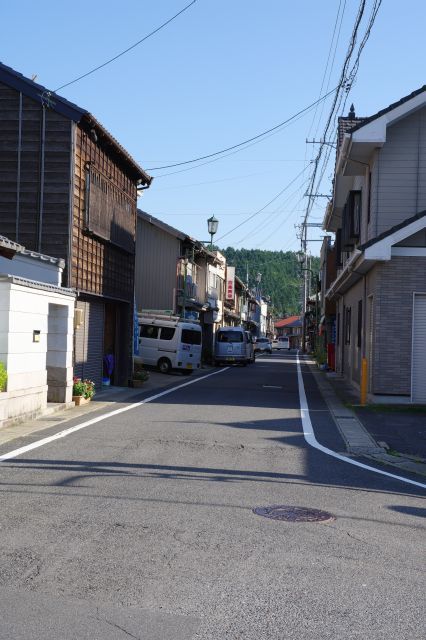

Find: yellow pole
[360,357,368,406]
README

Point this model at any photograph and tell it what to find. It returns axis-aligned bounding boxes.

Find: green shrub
[0,362,7,392]
[133,368,149,382]
[72,377,95,399]
[314,343,327,366]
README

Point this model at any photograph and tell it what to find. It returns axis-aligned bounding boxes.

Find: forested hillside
[218,247,319,318]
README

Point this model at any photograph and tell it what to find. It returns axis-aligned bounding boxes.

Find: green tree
[218,247,319,318]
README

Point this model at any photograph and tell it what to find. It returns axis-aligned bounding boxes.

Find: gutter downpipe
[37,105,46,253]
[16,92,22,242]
[360,274,368,405]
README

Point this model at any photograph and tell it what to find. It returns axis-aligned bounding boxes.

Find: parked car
[273,336,290,350]
[214,326,253,366]
[253,337,272,354]
[244,331,256,364]
[136,314,202,374]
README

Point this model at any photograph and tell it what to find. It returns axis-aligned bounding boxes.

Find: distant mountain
[217,247,319,317]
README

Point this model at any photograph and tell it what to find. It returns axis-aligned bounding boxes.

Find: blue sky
[2,1,425,255]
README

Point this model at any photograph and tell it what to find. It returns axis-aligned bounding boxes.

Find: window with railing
[85,165,135,253]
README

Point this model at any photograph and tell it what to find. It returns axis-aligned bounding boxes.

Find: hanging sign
[226,267,235,300]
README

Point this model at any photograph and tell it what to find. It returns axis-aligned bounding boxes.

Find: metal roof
[138,209,186,241]
[275,315,302,328]
[137,210,218,260]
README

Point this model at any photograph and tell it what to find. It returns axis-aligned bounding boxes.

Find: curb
[305,358,426,478]
[0,366,215,449]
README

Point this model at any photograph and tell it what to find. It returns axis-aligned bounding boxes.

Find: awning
[224,309,240,320]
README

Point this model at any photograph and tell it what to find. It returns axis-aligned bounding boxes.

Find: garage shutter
[412,294,426,403]
[74,300,104,389]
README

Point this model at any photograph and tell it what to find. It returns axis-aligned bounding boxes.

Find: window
[342,191,361,249]
[357,300,362,349]
[218,331,243,343]
[140,325,159,339]
[160,327,175,340]
[208,272,217,289]
[181,329,201,345]
[345,307,351,345]
[350,191,361,239]
[367,172,372,224]
[335,229,343,267]
[84,165,135,253]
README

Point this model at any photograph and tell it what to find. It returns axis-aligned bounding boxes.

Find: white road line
[0,368,229,463]
[296,353,426,490]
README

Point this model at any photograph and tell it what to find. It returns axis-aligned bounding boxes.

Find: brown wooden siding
[72,128,137,302]
[0,83,72,268]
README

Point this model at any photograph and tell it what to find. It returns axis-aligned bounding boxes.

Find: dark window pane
[140,325,159,339]
[160,327,175,341]
[218,331,243,343]
[182,329,201,345]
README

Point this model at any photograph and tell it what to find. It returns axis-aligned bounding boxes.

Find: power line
[146,86,339,172]
[302,0,368,230]
[306,0,346,144]
[305,0,383,221]
[54,0,198,92]
[215,165,310,244]
[151,105,318,178]
[233,177,311,247]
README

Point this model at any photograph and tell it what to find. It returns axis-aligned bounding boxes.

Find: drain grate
[253,505,335,523]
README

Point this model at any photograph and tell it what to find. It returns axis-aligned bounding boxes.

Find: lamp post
[255,272,262,296]
[207,215,219,248]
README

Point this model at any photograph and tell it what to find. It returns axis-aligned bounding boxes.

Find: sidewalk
[0,366,213,449]
[308,359,426,478]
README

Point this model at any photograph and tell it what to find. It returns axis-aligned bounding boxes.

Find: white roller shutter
[412,294,426,403]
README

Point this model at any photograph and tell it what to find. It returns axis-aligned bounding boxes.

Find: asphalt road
[0,353,424,639]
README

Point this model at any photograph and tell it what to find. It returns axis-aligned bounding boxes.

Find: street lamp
[297,251,305,266]
[207,215,219,247]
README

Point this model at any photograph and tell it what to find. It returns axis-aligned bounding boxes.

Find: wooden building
[0,62,152,387]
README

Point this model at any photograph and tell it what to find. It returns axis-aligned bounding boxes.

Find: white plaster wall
[0,280,75,425]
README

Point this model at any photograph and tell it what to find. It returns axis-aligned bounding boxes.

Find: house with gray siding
[323,91,426,402]
[135,211,224,360]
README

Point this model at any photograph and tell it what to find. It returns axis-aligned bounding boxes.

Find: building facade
[323,94,426,402]
[0,62,152,388]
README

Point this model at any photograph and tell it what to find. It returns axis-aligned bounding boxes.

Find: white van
[274,335,290,350]
[136,314,202,374]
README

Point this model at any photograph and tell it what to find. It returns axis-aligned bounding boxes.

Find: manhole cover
[253,505,335,523]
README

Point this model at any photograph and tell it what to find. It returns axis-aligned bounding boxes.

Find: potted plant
[132,365,150,388]
[72,377,95,405]
[0,362,7,392]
